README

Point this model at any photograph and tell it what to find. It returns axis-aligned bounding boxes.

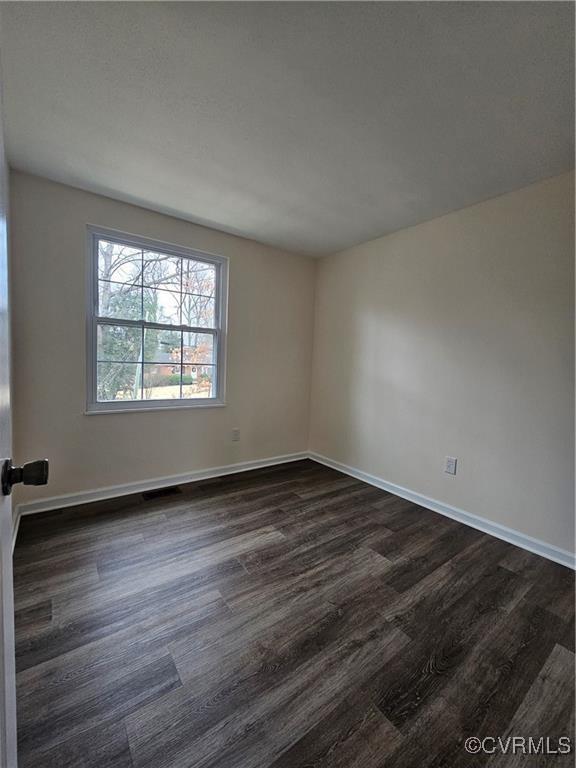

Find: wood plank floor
[13,459,575,767]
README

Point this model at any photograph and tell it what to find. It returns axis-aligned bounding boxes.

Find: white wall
[310,172,574,553]
[9,172,315,502]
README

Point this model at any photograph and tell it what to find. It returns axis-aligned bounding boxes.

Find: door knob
[1,459,49,495]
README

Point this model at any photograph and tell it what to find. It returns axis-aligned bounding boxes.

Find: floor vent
[142,486,183,501]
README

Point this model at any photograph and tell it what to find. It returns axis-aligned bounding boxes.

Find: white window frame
[86,225,228,414]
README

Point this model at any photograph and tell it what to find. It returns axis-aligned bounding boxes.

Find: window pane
[181,260,216,297]
[143,364,182,400]
[97,324,142,362]
[97,361,141,401]
[182,364,214,398]
[144,328,181,363]
[98,280,142,320]
[181,293,215,328]
[98,240,141,284]
[182,332,214,364]
[143,288,181,326]
[143,252,181,293]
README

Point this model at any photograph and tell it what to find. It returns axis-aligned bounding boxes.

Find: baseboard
[12,449,575,570]
[308,451,576,570]
[13,451,308,531]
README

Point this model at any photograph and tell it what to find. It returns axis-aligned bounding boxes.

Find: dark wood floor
[13,459,575,767]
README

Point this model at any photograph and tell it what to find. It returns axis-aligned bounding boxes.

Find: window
[86,226,228,412]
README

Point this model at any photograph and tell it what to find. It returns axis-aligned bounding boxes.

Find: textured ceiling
[0,2,573,255]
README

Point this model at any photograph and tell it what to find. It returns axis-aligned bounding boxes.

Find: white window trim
[86,225,228,414]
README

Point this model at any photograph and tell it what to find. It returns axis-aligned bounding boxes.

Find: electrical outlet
[444,456,457,475]
[231,428,241,442]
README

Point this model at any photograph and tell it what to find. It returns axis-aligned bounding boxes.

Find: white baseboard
[12,449,575,570]
[308,451,576,570]
[12,451,308,550]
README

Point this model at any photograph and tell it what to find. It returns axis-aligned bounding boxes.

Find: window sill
[85,400,226,415]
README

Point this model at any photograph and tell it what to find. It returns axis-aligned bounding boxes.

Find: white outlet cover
[445,456,457,475]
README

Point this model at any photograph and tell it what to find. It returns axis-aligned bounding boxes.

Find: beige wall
[310,172,575,552]
[9,170,574,554]
[9,172,315,502]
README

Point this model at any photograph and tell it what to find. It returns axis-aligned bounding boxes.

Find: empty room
[0,2,573,766]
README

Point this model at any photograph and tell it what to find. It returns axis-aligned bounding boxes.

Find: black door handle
[1,459,49,495]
